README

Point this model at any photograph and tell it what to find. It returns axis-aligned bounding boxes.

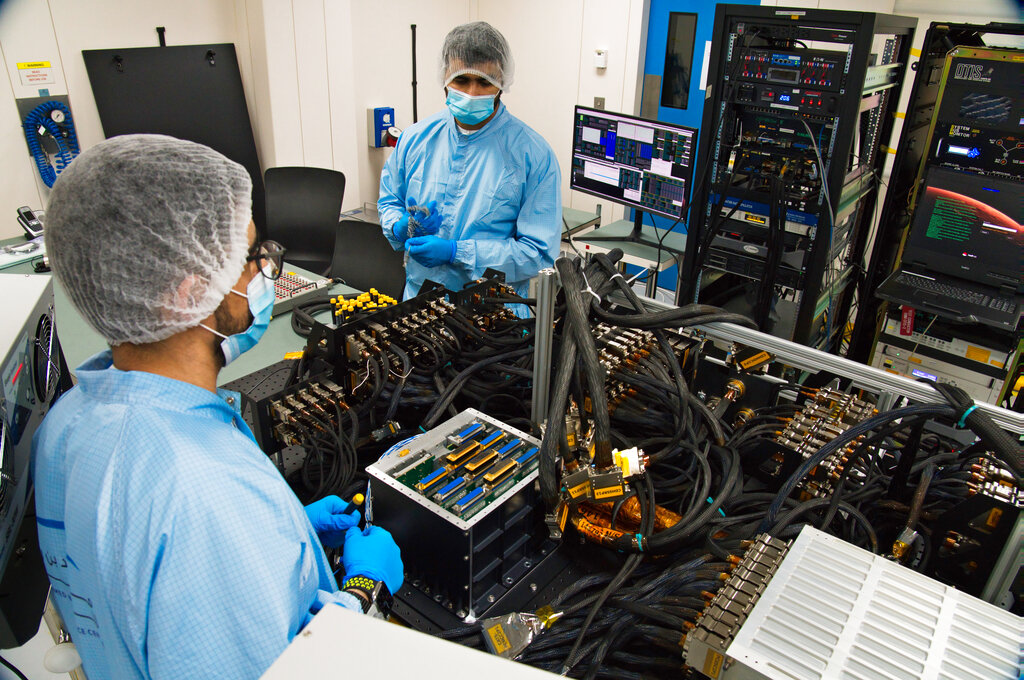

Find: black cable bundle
[538,251,755,557]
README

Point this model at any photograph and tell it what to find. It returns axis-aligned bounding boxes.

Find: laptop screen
[903,167,1023,290]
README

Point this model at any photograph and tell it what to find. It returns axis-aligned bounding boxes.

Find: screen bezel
[569,105,698,221]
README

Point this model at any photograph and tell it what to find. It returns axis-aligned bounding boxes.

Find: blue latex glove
[303,495,360,548]
[343,525,404,594]
[406,235,457,267]
[392,199,441,241]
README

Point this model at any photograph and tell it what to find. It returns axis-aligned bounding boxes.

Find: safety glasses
[245,240,286,280]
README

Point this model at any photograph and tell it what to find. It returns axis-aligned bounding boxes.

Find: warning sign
[17,61,55,87]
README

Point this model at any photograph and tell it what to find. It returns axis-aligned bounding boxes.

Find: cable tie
[582,285,601,304]
[625,270,646,285]
[956,405,978,429]
[608,272,624,281]
[707,496,726,517]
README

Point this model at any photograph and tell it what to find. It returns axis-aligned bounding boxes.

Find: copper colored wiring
[570,509,628,545]
[590,497,684,531]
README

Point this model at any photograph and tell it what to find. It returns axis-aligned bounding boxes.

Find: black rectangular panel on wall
[82,44,266,234]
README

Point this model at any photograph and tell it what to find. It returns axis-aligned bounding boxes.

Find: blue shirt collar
[75,350,250,432]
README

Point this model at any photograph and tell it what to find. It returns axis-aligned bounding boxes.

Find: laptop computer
[876,167,1022,331]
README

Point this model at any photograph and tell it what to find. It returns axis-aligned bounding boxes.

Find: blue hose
[22,101,80,187]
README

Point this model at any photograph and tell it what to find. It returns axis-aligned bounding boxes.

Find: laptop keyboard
[895,273,1017,312]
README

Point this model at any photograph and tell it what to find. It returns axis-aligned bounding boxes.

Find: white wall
[475,0,648,223]
[0,0,251,240]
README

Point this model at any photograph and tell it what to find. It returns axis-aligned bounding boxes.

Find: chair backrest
[331,219,407,299]
[264,166,346,275]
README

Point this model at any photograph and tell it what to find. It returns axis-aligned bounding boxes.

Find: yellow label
[740,350,771,369]
[703,650,725,678]
[535,605,561,628]
[17,61,51,69]
[566,432,576,447]
[568,481,590,499]
[558,503,569,531]
[965,345,990,364]
[908,356,922,364]
[893,111,906,119]
[910,48,922,57]
[994,359,1008,367]
[593,484,624,500]
[486,624,511,654]
[986,507,1003,528]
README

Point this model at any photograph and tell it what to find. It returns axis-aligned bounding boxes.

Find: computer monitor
[569,106,697,247]
[903,166,1023,291]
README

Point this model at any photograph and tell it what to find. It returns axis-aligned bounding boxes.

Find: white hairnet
[45,134,253,346]
[439,21,515,91]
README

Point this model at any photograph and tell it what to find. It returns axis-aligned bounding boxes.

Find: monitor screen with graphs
[569,106,697,221]
[904,166,1023,288]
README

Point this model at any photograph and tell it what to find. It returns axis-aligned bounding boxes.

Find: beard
[213,297,252,338]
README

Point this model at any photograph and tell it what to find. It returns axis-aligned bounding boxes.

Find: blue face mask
[446,88,498,126]
[201,272,275,366]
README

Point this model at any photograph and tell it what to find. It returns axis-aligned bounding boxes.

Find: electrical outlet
[594,97,605,110]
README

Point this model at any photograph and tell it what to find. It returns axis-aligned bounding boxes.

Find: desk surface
[561,207,601,237]
[0,238,355,387]
[575,219,687,271]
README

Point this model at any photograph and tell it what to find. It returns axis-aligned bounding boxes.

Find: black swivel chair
[330,219,407,299]
[264,166,346,275]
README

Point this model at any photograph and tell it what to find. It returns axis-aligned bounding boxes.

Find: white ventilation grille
[723,527,1023,680]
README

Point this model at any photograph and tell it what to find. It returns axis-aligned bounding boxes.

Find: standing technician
[32,135,402,679]
[379,21,562,312]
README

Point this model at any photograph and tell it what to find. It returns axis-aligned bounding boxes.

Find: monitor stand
[582,210,685,255]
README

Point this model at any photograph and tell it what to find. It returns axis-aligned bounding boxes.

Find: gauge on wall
[33,309,59,405]
[0,405,11,521]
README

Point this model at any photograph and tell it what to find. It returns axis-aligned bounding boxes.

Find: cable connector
[370,421,400,442]
[612,446,647,477]
[891,527,918,560]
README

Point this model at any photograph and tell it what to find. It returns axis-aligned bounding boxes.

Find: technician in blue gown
[32,134,403,679]
[379,21,562,312]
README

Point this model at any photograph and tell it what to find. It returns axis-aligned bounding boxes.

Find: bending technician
[32,135,402,679]
[379,21,562,311]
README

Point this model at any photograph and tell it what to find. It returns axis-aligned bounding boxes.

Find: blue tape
[635,533,644,551]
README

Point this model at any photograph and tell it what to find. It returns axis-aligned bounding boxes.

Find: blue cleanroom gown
[32,351,360,680]
[379,103,562,304]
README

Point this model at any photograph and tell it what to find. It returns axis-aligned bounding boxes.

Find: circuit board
[367,409,541,529]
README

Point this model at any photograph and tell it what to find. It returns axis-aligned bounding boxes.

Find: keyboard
[895,273,1016,312]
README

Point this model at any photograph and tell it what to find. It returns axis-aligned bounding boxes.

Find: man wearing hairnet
[379,21,561,314]
[32,135,403,679]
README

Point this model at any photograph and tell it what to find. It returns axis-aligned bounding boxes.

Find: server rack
[849,22,1024,364]
[681,5,915,352]
[849,22,1024,410]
